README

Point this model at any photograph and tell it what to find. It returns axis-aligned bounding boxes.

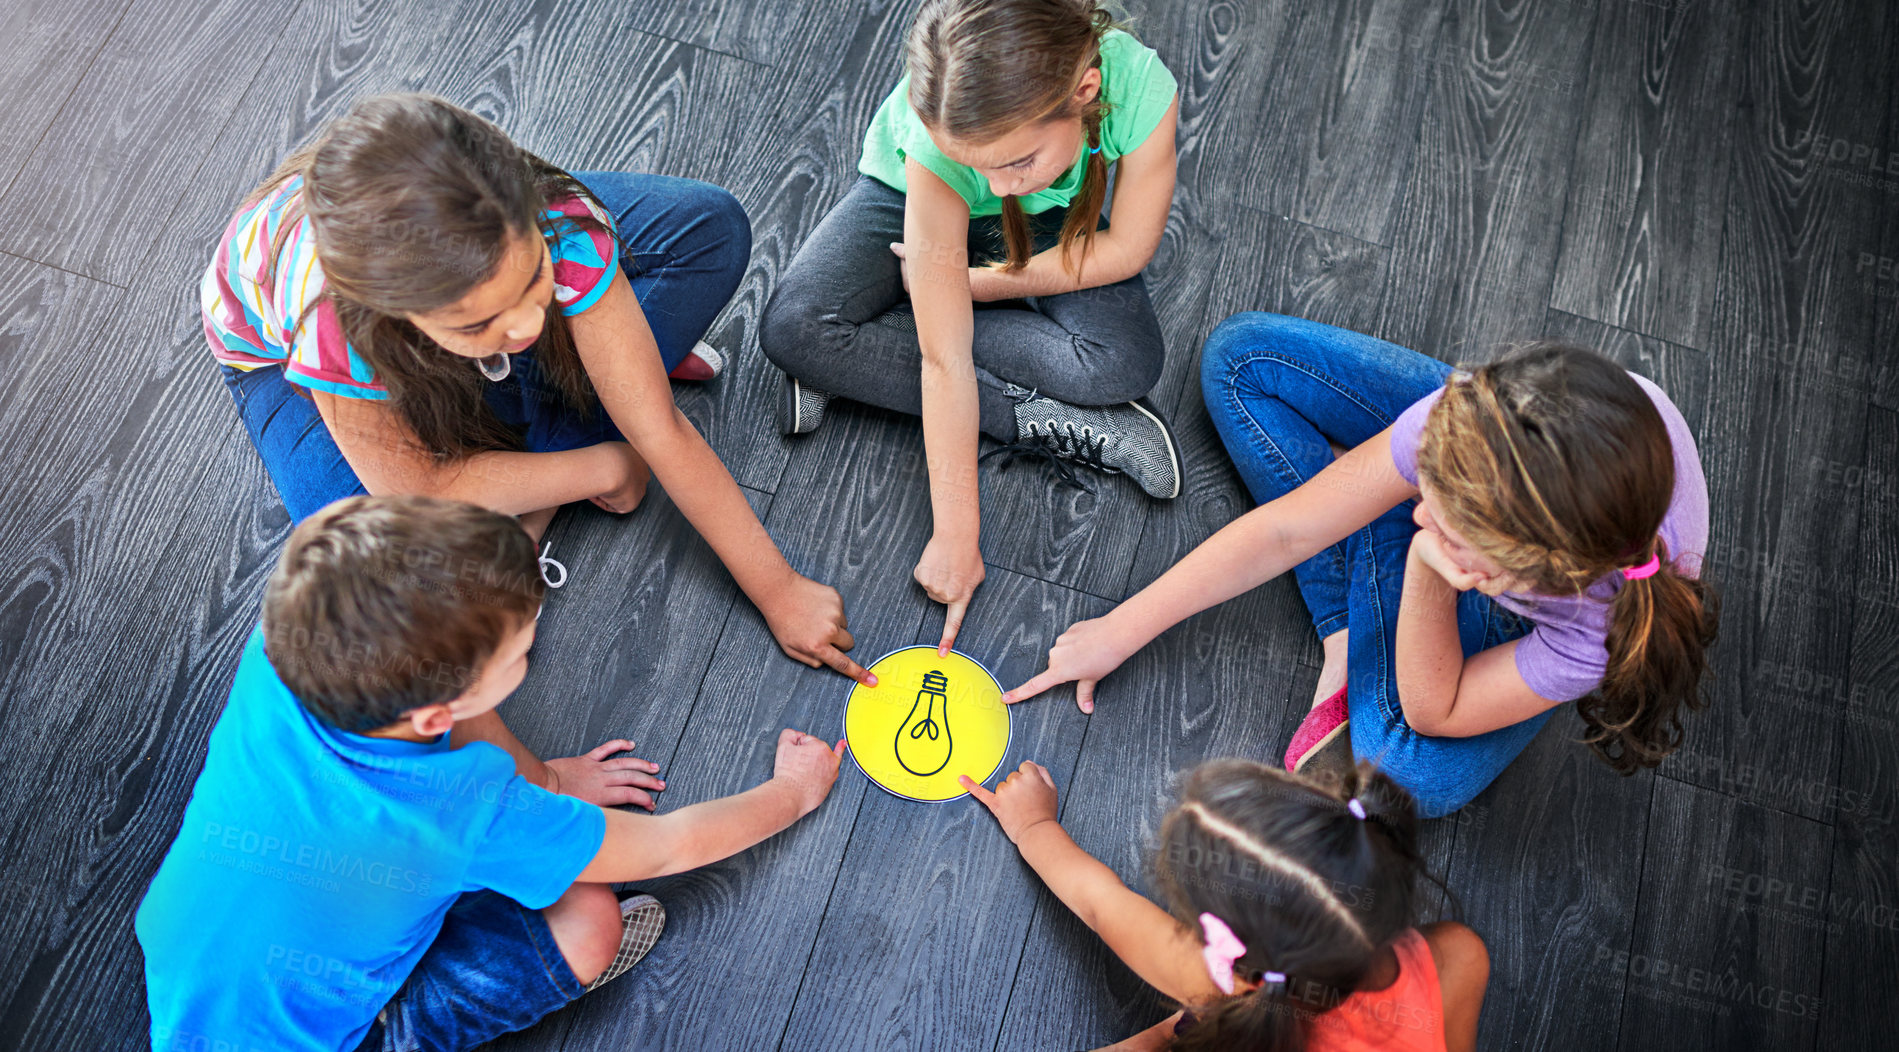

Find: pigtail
[1584,542,1719,774]
[999,196,1034,271]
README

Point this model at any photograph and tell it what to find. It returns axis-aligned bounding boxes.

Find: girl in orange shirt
[963,759,1488,1051]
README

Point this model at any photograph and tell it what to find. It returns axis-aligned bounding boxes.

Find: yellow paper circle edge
[842,645,1010,803]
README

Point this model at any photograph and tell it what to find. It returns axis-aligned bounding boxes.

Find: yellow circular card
[844,645,1010,802]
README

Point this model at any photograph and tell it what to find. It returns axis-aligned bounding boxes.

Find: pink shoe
[1284,685,1349,772]
[667,341,724,381]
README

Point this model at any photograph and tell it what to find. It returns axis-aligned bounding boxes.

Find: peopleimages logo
[198,821,434,896]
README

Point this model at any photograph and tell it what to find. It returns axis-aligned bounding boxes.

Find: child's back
[137,518,602,1049]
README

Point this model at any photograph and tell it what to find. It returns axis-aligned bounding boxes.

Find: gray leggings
[759,176,1165,440]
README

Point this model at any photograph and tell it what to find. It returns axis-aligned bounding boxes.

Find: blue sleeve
[461,778,608,909]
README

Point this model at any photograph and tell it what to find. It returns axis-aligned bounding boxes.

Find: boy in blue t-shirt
[135,495,847,1052]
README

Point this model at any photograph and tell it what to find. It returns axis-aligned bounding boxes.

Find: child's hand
[591,442,650,515]
[1409,529,1524,596]
[1002,614,1137,713]
[914,533,986,655]
[960,761,1060,844]
[545,739,666,810]
[760,573,875,686]
[772,729,848,816]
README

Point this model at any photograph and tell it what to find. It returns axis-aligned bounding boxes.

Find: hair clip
[1346,798,1367,821]
[1448,369,1474,386]
[1198,913,1246,995]
[1261,970,1288,991]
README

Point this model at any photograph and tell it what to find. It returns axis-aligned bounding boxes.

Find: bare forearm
[1014,820,1128,929]
[642,410,794,598]
[971,226,1152,301]
[920,347,982,541]
[1394,547,1464,732]
[580,779,804,883]
[1108,502,1308,652]
[416,447,613,516]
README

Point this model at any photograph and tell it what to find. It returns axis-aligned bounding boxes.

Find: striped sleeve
[546,193,620,317]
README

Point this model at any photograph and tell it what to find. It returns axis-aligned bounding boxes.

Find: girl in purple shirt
[1004,312,1718,816]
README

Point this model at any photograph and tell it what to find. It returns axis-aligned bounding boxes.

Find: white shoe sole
[1123,399,1182,500]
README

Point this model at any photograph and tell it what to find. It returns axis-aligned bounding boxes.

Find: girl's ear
[1073,66,1102,107]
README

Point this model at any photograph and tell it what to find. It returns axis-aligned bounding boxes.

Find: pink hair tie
[1622,554,1661,580]
[1198,913,1247,995]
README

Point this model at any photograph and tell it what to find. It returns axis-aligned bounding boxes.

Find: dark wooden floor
[0,0,1894,1049]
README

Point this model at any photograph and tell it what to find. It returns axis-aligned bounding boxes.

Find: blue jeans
[1198,312,1548,817]
[351,890,585,1052]
[223,171,751,523]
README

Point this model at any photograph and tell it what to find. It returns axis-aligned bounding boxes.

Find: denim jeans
[351,890,585,1052]
[1198,312,1549,817]
[758,175,1165,440]
[222,171,751,523]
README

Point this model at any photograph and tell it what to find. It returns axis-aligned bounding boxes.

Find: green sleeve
[1100,31,1179,160]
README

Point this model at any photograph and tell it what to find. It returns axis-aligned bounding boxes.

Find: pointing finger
[959,774,999,809]
[1003,668,1063,705]
[939,597,969,656]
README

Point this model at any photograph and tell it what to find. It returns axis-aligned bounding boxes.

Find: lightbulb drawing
[896,669,953,777]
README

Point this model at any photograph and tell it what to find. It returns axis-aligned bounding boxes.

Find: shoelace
[538,543,568,589]
[1036,420,1111,470]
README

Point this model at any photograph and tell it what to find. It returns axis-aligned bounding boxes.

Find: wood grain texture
[1818,404,1899,1051]
[1667,0,1892,822]
[1548,0,1745,350]
[667,0,919,493]
[0,0,133,191]
[1616,779,1831,1050]
[1375,0,1596,359]
[776,568,1108,1051]
[0,0,305,284]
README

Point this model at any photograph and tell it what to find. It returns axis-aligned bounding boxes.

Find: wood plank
[666,0,918,493]
[543,406,939,1052]
[1375,0,1597,359]
[0,0,133,190]
[1294,0,1446,245]
[1548,0,1745,350]
[1664,0,1892,822]
[1614,779,1830,1050]
[0,0,305,284]
[1817,404,1899,1051]
[776,568,1108,1051]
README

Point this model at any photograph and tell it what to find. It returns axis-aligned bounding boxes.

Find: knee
[1061,329,1164,405]
[1199,311,1297,401]
[758,272,834,374]
[552,883,623,986]
[691,184,752,291]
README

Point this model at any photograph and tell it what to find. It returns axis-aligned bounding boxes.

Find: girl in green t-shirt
[760,0,1183,654]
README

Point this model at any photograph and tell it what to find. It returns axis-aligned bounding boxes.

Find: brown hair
[1155,760,1440,1052]
[261,494,544,731]
[1416,343,1720,775]
[905,0,1118,277]
[244,93,602,460]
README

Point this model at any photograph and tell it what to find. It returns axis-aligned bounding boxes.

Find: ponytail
[1417,343,1722,777]
[1584,540,1719,774]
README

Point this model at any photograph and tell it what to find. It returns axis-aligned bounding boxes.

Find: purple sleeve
[1512,625,1610,703]
[1387,389,1443,486]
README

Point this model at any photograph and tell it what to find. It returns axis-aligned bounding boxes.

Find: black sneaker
[777,373,830,436]
[1009,392,1182,499]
